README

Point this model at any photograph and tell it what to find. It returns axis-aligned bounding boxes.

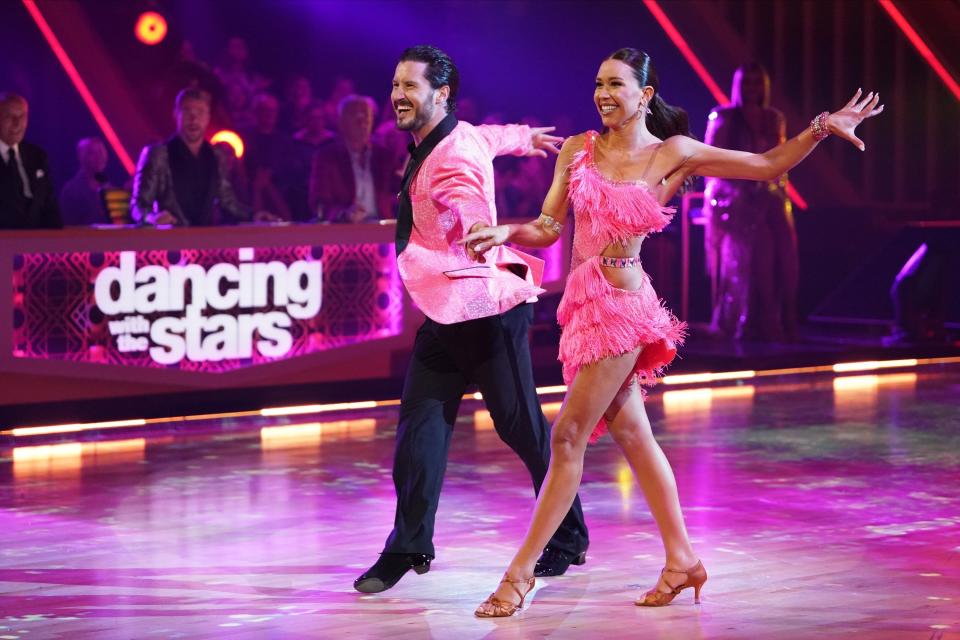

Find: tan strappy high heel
[474,573,537,618]
[635,560,707,607]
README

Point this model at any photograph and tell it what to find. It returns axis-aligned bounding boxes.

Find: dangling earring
[643,102,652,115]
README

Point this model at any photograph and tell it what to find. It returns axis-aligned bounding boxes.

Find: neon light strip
[260,401,378,417]
[642,0,808,210]
[832,358,918,373]
[877,0,960,102]
[21,0,136,174]
[663,370,757,385]
[5,356,959,437]
[12,419,145,437]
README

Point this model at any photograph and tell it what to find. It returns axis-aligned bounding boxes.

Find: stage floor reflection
[1,368,958,639]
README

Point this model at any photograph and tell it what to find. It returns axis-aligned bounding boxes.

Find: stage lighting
[211,129,244,158]
[135,11,167,46]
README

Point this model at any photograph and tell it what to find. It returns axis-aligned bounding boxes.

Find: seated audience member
[323,76,356,133]
[130,88,270,226]
[373,96,409,183]
[294,100,335,151]
[280,75,314,134]
[243,93,308,220]
[0,92,62,230]
[225,82,255,131]
[214,36,270,109]
[60,136,111,225]
[309,95,396,223]
[157,40,230,132]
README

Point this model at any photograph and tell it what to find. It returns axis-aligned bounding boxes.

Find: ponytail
[647,93,690,141]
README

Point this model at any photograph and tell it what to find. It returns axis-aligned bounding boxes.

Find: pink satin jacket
[397,121,545,324]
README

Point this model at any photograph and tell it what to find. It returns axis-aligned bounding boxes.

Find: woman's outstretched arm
[672,89,883,183]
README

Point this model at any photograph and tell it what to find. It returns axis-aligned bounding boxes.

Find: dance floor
[1,367,958,639]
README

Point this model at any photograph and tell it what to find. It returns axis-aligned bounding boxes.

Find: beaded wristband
[537,213,563,234]
[810,111,831,142]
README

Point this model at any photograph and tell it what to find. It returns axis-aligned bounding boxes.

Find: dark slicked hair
[398,45,459,114]
[174,87,212,111]
[606,48,690,141]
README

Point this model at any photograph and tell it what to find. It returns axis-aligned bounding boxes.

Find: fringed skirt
[556,257,687,442]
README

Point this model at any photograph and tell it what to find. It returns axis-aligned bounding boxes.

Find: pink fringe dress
[557,131,687,442]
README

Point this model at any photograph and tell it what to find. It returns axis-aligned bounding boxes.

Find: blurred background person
[243,92,305,221]
[323,75,356,132]
[59,136,111,226]
[373,95,409,182]
[130,88,271,226]
[0,92,61,229]
[216,37,268,109]
[216,36,268,130]
[309,94,396,223]
[703,62,798,342]
[155,39,230,132]
[280,74,314,134]
[294,99,335,151]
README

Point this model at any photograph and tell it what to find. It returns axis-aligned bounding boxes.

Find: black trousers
[384,303,589,557]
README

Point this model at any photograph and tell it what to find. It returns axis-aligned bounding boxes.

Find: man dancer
[354,45,589,593]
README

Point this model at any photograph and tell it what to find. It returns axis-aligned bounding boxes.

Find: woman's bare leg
[606,384,698,591]
[484,348,640,605]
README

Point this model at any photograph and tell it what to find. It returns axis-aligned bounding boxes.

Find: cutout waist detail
[599,255,642,269]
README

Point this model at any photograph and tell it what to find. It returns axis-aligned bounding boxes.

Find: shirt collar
[169,135,213,159]
[0,140,16,157]
[347,143,370,159]
[407,113,458,163]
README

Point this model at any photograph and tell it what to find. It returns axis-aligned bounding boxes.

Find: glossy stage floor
[1,367,958,639]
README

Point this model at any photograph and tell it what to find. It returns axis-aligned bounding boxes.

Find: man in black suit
[131,88,276,227]
[0,92,62,230]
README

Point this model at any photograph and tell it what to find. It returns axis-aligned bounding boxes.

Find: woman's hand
[461,224,511,262]
[828,89,884,151]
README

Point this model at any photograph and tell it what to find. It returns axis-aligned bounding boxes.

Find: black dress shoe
[534,545,587,577]
[353,553,432,593]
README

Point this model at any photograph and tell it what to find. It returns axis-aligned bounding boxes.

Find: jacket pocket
[443,265,494,279]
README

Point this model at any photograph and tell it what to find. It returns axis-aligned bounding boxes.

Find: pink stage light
[642,0,729,104]
[21,0,136,174]
[135,11,168,46]
[878,0,960,102]
[642,0,808,210]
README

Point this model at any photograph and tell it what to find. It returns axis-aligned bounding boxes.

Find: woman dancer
[705,63,798,341]
[462,48,882,617]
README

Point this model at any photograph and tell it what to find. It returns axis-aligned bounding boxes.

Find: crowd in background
[1,36,555,230]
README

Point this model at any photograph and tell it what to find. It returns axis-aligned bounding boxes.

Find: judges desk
[0,222,567,427]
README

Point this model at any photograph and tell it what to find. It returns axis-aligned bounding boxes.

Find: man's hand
[526,126,564,158]
[147,210,178,226]
[347,205,372,223]
[253,210,281,223]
